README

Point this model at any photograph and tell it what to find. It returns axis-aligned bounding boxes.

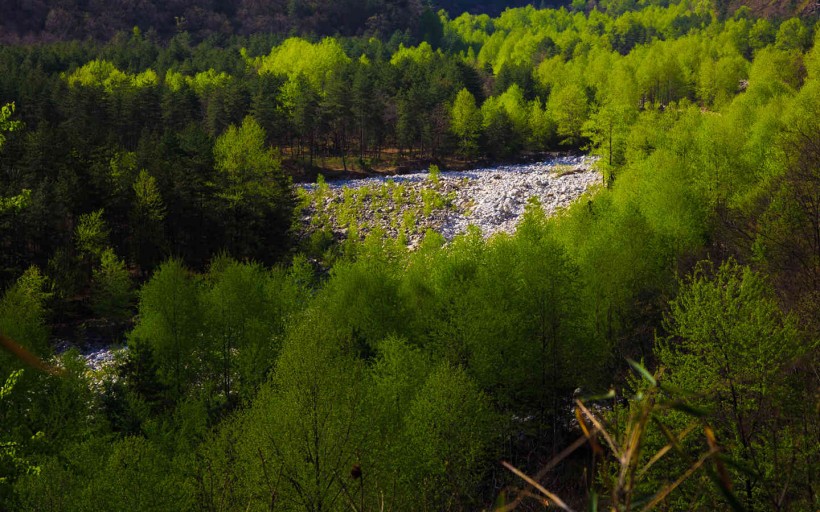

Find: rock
[299,156,601,245]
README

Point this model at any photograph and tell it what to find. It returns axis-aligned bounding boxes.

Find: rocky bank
[298,155,601,246]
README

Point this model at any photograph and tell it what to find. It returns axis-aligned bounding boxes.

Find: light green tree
[450,88,482,156]
[213,115,294,259]
[252,37,350,91]
[91,248,132,323]
[749,18,775,50]
[0,102,22,149]
[75,209,110,261]
[0,266,50,368]
[360,337,431,510]
[775,18,810,51]
[214,115,279,190]
[202,257,296,401]
[0,370,36,498]
[527,98,555,150]
[583,100,634,171]
[91,437,194,511]
[130,259,202,399]
[658,260,815,510]
[235,309,365,512]
[131,169,166,272]
[400,363,499,510]
[548,83,589,146]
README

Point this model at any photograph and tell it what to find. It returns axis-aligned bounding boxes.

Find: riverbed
[299,155,601,244]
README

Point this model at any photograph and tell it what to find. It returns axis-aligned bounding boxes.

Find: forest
[0,0,819,510]
[1,0,542,43]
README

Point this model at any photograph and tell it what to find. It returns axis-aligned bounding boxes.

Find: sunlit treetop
[249,37,351,91]
[64,60,158,92]
[390,41,438,66]
[185,69,233,96]
[444,12,494,47]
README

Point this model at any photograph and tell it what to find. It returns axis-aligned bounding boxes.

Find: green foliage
[400,363,499,510]
[203,256,305,400]
[527,98,555,150]
[132,170,165,223]
[775,18,810,51]
[213,115,277,184]
[428,164,441,185]
[0,267,50,365]
[96,436,194,510]
[0,370,38,495]
[752,80,820,331]
[130,170,166,271]
[549,83,589,145]
[1,4,820,510]
[65,60,158,93]
[91,248,132,322]
[17,435,194,512]
[661,260,801,396]
[583,101,635,169]
[212,115,295,259]
[450,88,482,155]
[657,260,816,509]
[75,209,110,260]
[747,47,803,99]
[252,37,351,90]
[231,309,365,511]
[390,41,437,66]
[130,258,202,399]
[0,189,31,215]
[0,102,22,149]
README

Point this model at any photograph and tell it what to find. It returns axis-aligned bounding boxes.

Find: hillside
[0,1,818,510]
[1,0,814,43]
[725,0,818,18]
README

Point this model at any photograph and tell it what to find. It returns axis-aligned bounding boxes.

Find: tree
[130,169,166,273]
[212,115,295,261]
[91,248,133,323]
[202,258,292,402]
[321,65,353,169]
[129,258,202,400]
[91,437,194,511]
[0,370,36,503]
[0,266,49,372]
[527,98,555,150]
[0,103,22,149]
[281,74,321,164]
[251,72,289,147]
[450,88,482,156]
[400,363,498,510]
[351,60,384,162]
[235,309,365,512]
[75,209,110,263]
[548,83,588,146]
[755,81,820,334]
[482,101,521,158]
[775,18,810,51]
[361,336,431,509]
[748,18,775,51]
[658,260,816,510]
[583,100,635,175]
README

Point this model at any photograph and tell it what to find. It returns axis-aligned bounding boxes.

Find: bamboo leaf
[641,449,718,511]
[627,359,656,386]
[501,461,576,512]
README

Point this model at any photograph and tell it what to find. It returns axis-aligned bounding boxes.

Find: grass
[298,173,460,249]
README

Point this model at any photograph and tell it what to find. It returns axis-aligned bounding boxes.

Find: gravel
[300,155,601,244]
